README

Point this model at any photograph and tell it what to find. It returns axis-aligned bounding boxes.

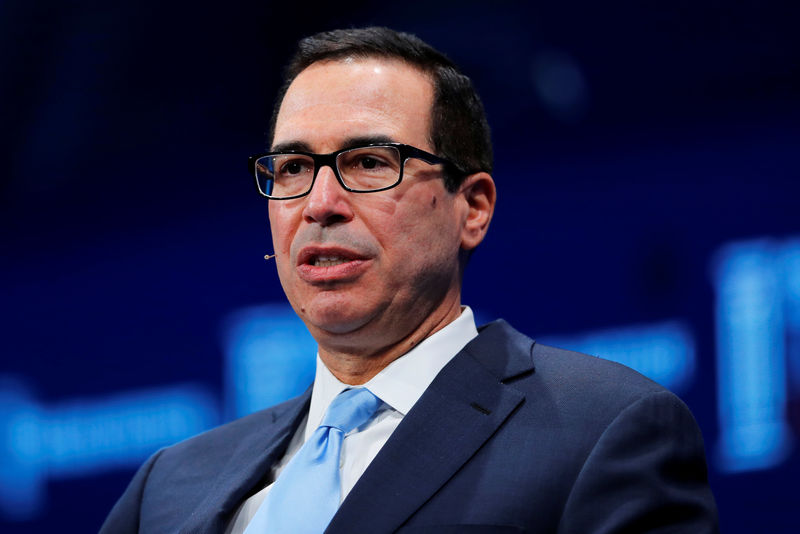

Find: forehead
[273,58,434,151]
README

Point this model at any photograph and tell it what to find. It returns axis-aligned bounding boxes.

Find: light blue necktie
[244,387,382,534]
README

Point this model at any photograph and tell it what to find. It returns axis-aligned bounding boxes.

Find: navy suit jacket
[101,320,718,533]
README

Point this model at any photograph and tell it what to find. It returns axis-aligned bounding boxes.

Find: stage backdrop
[2,2,799,532]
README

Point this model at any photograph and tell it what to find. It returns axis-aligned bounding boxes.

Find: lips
[296,245,372,283]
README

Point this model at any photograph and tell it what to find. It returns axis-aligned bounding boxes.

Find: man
[102,27,718,533]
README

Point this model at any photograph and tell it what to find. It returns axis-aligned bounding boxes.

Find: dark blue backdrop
[2,2,799,532]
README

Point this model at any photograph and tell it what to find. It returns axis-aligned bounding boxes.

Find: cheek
[268,205,297,252]
[393,193,459,256]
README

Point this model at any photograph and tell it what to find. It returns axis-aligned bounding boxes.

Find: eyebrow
[271,134,397,154]
[340,135,396,150]
[270,140,313,153]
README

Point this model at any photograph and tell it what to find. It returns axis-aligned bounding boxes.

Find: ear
[458,172,496,250]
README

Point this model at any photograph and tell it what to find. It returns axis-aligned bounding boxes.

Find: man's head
[269,27,493,192]
[265,28,495,380]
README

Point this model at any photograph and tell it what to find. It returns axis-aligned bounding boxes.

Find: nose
[302,164,354,226]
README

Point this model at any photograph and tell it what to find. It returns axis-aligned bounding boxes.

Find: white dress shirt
[226,307,478,534]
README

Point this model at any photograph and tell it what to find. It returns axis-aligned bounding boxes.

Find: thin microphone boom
[264,254,276,261]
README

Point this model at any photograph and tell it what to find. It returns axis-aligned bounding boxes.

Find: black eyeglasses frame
[247,143,459,200]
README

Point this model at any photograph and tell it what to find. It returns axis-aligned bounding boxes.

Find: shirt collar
[305,306,478,438]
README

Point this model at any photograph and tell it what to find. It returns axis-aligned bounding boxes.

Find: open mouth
[312,255,351,268]
[297,246,367,269]
[296,246,370,283]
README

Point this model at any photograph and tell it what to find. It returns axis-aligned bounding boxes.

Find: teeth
[314,256,349,267]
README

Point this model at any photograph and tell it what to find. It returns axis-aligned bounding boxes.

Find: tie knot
[321,388,381,434]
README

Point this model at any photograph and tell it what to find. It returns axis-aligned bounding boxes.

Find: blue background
[2,1,799,532]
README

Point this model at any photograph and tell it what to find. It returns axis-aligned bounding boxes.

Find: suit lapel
[327,321,535,533]
[179,389,312,534]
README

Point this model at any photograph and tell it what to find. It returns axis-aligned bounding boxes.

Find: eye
[276,156,313,177]
[344,150,392,172]
[284,161,304,174]
[356,155,385,170]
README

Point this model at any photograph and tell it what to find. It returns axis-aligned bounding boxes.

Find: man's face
[269,58,470,354]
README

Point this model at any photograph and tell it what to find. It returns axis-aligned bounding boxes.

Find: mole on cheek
[431,196,437,208]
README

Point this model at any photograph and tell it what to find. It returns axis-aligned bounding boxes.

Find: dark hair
[268,27,493,192]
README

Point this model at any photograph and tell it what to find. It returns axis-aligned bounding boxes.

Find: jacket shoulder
[100,391,311,533]
[161,390,309,461]
[475,319,678,413]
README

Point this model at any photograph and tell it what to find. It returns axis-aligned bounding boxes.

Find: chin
[302,304,373,337]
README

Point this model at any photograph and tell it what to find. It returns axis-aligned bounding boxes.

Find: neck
[317,298,463,385]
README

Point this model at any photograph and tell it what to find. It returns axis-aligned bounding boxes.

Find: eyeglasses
[248,143,457,200]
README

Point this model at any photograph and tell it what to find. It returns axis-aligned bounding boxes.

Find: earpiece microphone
[264,254,276,261]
